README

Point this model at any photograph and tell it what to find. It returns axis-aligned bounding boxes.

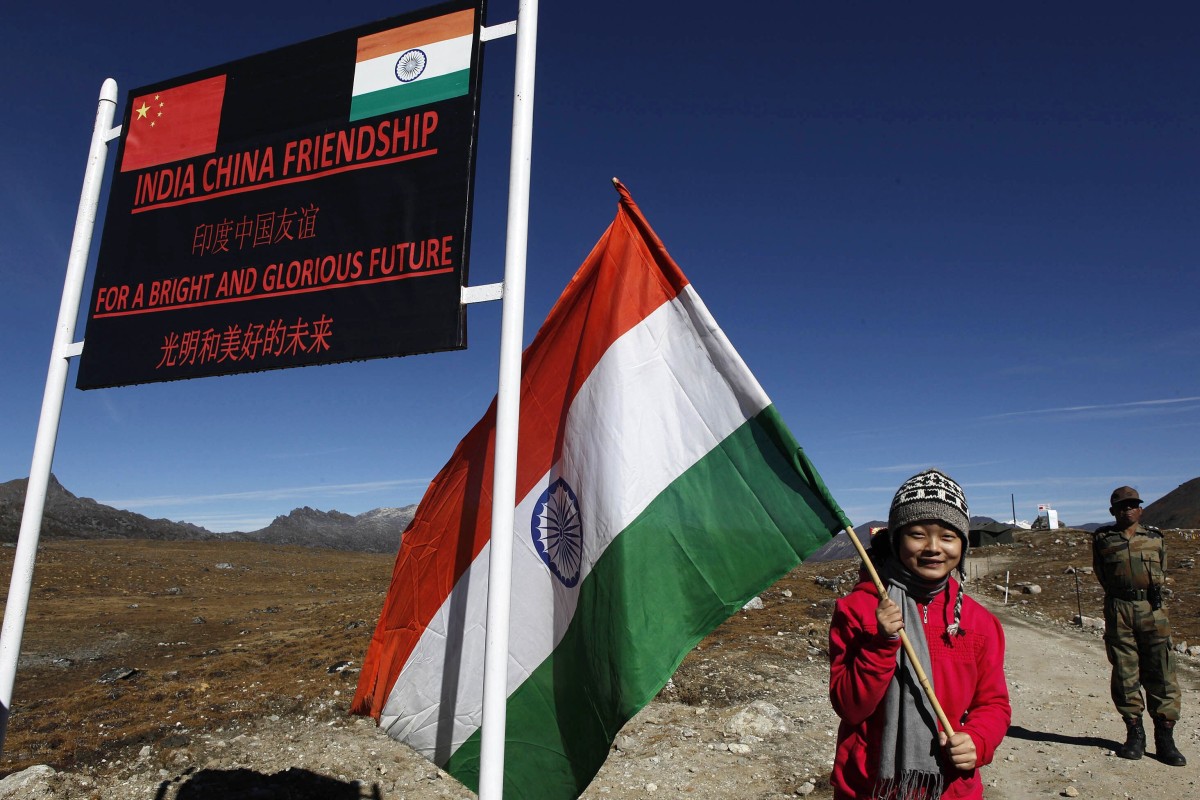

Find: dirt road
[981,597,1199,800]
[2,555,1197,799]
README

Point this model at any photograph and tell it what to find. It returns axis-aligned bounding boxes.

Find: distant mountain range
[4,474,1196,557]
[0,476,414,553]
[804,521,881,563]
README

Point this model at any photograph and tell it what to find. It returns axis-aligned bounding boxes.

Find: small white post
[478,1,538,798]
[1004,571,1010,605]
[0,79,120,755]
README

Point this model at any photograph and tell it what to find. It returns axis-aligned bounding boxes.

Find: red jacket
[829,576,1011,799]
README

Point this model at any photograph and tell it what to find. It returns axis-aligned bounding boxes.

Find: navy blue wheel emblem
[531,478,583,587]
[395,48,428,83]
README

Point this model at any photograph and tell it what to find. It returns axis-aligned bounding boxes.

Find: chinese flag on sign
[119,75,227,172]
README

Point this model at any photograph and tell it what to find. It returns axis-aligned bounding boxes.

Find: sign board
[1037,505,1059,529]
[78,0,485,389]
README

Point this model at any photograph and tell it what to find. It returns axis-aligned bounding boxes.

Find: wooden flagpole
[840,526,955,735]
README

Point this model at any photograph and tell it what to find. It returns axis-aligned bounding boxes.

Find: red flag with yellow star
[119,75,226,172]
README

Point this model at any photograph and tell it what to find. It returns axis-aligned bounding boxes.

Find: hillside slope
[0,476,414,553]
[0,476,217,544]
[1145,477,1200,529]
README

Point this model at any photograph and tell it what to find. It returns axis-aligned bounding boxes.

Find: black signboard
[78,0,485,389]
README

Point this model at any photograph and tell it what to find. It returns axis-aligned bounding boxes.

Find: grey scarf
[874,561,946,800]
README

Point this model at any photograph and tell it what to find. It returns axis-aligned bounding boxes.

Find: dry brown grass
[971,528,1200,645]
[0,540,392,776]
[2,528,1198,779]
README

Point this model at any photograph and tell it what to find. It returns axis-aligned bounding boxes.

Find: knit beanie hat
[887,468,970,542]
[887,468,971,635]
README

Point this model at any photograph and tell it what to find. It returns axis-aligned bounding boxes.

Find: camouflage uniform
[1091,523,1181,720]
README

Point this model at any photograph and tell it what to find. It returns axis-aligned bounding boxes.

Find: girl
[829,469,1011,799]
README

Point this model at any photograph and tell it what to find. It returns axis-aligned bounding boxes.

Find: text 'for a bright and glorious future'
[92,236,458,318]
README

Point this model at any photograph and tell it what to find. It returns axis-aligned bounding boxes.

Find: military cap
[1110,486,1143,507]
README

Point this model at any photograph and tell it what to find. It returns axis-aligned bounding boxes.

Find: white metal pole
[0,79,119,755]
[478,1,538,797]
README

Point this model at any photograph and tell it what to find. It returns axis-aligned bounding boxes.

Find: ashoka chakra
[531,478,583,587]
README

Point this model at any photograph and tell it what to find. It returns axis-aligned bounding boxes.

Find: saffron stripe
[375,286,772,754]
[356,10,475,62]
[353,201,691,720]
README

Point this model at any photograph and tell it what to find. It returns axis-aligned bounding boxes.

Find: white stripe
[351,34,473,97]
[378,286,771,759]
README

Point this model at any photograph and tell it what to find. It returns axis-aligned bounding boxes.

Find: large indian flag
[352,182,850,799]
[349,8,475,122]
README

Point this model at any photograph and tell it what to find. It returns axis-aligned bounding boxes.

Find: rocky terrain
[243,505,415,552]
[1,528,1199,799]
[0,477,216,545]
[0,476,415,553]
[1143,477,1200,530]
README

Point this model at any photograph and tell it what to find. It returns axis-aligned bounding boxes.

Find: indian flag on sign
[352,181,850,800]
[349,8,476,122]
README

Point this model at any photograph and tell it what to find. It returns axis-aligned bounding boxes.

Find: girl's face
[895,521,963,582]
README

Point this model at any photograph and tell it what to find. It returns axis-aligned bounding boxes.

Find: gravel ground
[3,544,1198,799]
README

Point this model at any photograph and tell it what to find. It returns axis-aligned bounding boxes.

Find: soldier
[1092,486,1186,766]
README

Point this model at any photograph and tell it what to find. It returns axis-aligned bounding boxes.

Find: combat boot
[1153,718,1187,767]
[1116,716,1145,760]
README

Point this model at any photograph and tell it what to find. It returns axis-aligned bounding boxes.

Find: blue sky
[2,2,1197,533]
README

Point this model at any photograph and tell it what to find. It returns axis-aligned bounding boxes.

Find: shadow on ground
[156,767,383,800]
[1006,724,1116,751]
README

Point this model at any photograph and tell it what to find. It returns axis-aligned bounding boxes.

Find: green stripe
[444,405,844,799]
[348,69,470,121]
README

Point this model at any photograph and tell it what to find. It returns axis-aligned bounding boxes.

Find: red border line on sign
[91,266,456,318]
[130,148,440,214]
